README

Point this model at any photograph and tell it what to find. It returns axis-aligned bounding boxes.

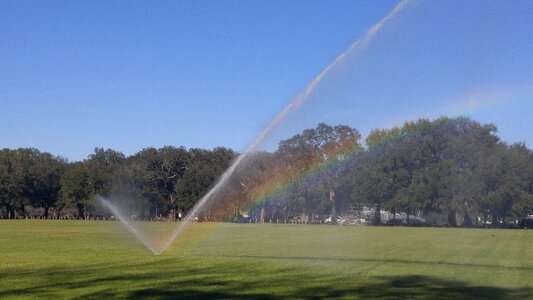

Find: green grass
[0,220,531,299]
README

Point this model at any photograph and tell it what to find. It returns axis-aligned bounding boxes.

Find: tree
[60,161,92,218]
[351,117,504,226]
[272,123,362,221]
[126,147,189,219]
[59,148,124,218]
[174,147,236,220]
[481,143,533,225]
[0,149,24,219]
[26,152,66,218]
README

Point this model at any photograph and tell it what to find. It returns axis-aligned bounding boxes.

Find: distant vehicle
[338,215,366,225]
[519,218,533,229]
[325,216,344,225]
[232,215,251,223]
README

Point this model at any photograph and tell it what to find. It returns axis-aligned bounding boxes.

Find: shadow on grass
[201,254,533,272]
[1,258,531,299]
[123,275,532,300]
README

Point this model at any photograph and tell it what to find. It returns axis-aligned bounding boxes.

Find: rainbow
[242,140,363,215]
[444,83,533,116]
[237,116,463,216]
[242,81,533,216]
[170,114,504,253]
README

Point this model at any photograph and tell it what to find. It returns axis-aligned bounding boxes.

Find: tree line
[0,146,236,219]
[1,116,532,227]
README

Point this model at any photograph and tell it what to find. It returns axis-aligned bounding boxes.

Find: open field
[0,220,532,299]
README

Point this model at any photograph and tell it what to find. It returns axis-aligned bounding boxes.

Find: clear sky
[1,0,532,161]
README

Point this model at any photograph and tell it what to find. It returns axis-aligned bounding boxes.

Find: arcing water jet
[156,0,413,255]
[101,0,412,255]
[99,197,160,255]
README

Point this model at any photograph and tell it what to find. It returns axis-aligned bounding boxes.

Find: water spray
[156,0,413,255]
[99,197,160,255]
[100,0,412,255]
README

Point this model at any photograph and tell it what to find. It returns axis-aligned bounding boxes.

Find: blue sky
[1,0,532,161]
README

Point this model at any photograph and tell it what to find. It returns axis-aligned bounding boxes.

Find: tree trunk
[447,209,457,227]
[330,189,336,220]
[77,204,85,219]
[491,214,498,228]
[44,205,49,219]
[373,204,381,225]
[463,212,472,227]
[168,194,176,221]
[20,205,26,218]
[9,207,15,219]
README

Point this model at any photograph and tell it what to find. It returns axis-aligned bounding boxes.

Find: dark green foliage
[0,117,531,225]
[0,148,65,219]
[350,117,532,226]
[174,147,236,217]
[60,148,125,218]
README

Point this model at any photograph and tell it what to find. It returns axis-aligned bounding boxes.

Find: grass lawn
[0,220,531,299]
